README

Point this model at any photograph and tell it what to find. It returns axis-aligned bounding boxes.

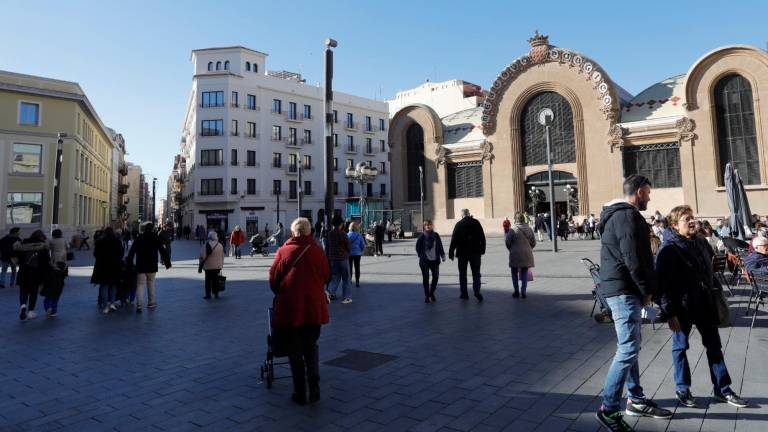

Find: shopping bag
[216,274,227,292]
[527,268,534,282]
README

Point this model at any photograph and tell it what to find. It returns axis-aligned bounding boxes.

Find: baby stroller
[260,307,291,388]
[581,258,613,323]
[249,234,269,257]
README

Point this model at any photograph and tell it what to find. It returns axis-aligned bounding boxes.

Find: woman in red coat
[229,225,246,259]
[269,217,330,405]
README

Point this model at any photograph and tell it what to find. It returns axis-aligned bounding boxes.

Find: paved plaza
[0,236,766,432]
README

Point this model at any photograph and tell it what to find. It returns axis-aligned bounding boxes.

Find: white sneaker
[26,310,38,320]
[341,298,353,304]
[109,303,118,312]
[102,306,111,314]
[19,304,27,321]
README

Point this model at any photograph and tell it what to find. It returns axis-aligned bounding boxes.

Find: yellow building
[0,70,115,237]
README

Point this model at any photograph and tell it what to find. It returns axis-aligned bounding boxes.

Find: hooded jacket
[655,227,718,325]
[598,200,657,298]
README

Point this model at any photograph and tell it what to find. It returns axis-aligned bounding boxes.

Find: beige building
[389,33,768,234]
[0,70,116,237]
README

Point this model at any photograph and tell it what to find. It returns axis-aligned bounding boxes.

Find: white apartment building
[178,46,390,237]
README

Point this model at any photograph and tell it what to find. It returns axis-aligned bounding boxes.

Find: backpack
[25,250,41,269]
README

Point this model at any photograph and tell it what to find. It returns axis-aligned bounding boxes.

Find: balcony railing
[244,161,261,168]
[286,138,301,147]
[301,138,312,145]
[363,124,375,134]
[271,136,285,142]
[246,133,260,140]
[118,162,128,176]
[200,103,225,108]
[345,144,357,154]
[246,105,260,111]
[231,103,239,108]
[344,121,359,131]
[286,165,299,175]
[118,184,129,194]
[364,146,374,155]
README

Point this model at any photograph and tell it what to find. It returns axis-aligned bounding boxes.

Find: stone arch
[683,45,768,186]
[388,104,445,220]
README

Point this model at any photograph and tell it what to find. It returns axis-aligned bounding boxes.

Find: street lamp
[51,132,66,233]
[323,37,337,255]
[346,162,379,229]
[564,184,574,219]
[297,152,303,219]
[528,186,540,215]
[152,177,157,225]
[418,165,424,230]
[538,108,558,253]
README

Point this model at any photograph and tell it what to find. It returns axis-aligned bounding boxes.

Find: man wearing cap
[745,236,768,274]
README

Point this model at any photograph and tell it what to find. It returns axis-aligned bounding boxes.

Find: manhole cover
[324,350,398,372]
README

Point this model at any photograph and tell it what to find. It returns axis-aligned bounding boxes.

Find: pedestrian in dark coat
[374,221,386,256]
[14,230,50,321]
[126,222,170,312]
[655,205,748,409]
[269,217,331,406]
[505,213,536,298]
[0,227,21,288]
[415,220,445,303]
[448,209,486,301]
[91,227,125,314]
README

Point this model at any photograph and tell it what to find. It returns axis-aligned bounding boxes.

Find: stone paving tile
[0,239,764,431]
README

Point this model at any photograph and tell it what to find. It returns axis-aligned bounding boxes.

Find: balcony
[270,109,282,115]
[286,138,301,148]
[301,138,312,145]
[344,122,359,131]
[286,165,299,176]
[118,183,129,194]
[345,144,357,154]
[363,124,375,134]
[270,136,285,143]
[200,103,225,108]
[118,161,128,176]
[246,133,260,140]
[243,161,261,168]
[364,146,375,155]
[245,105,261,112]
[285,112,303,122]
[231,102,239,108]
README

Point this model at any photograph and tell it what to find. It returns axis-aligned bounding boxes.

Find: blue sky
[2,0,767,209]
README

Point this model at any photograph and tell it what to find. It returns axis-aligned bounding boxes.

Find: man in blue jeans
[595,175,671,431]
[327,215,352,304]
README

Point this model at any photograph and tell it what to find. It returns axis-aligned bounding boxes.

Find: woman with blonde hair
[656,205,748,409]
[269,217,330,405]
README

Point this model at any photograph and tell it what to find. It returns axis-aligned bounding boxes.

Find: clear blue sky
[2,0,766,209]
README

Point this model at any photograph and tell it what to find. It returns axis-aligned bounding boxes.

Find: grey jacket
[505,223,536,268]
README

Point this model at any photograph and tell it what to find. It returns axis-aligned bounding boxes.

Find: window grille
[447,161,483,199]
[406,123,425,201]
[521,92,576,166]
[622,142,682,189]
[715,74,760,185]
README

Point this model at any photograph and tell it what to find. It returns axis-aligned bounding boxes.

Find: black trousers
[374,237,384,255]
[286,324,321,396]
[204,269,220,297]
[20,280,40,310]
[457,255,482,295]
[348,255,361,285]
[419,259,440,297]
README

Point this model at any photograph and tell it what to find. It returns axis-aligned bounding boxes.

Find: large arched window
[207,62,213,71]
[246,62,251,71]
[224,60,230,70]
[215,61,221,71]
[715,74,760,185]
[406,123,426,202]
[520,91,576,166]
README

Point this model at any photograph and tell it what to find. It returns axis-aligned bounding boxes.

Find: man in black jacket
[0,227,21,288]
[127,222,171,313]
[448,209,486,301]
[595,175,671,431]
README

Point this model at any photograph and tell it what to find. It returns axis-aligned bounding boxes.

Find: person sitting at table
[744,236,768,274]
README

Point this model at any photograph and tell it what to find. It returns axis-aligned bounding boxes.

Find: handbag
[527,268,534,282]
[66,251,75,261]
[215,274,226,292]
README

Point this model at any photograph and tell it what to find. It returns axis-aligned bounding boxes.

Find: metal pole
[276,189,280,226]
[323,38,337,254]
[52,133,65,232]
[545,125,558,253]
[152,177,157,225]
[418,165,424,231]
[297,152,303,219]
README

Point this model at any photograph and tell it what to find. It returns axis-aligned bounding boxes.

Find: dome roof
[621,75,685,123]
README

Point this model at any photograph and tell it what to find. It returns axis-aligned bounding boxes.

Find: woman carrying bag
[415,219,445,303]
[199,231,224,299]
[655,205,748,409]
[505,212,536,298]
[269,217,330,405]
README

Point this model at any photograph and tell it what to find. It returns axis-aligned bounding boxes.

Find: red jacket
[230,229,245,245]
[269,235,330,327]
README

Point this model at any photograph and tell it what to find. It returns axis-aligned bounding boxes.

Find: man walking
[0,227,21,288]
[327,215,352,304]
[126,222,171,313]
[448,209,486,301]
[374,220,385,256]
[596,175,671,431]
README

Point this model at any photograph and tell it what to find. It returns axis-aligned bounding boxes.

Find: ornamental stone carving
[482,32,621,135]
[435,146,447,167]
[480,140,494,162]
[676,117,697,143]
[607,123,626,151]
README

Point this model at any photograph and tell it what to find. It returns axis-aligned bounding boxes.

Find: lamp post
[528,186,539,215]
[297,152,303,219]
[323,37,337,254]
[274,185,281,226]
[346,162,379,229]
[538,108,557,253]
[51,132,66,233]
[418,165,424,231]
[152,177,157,225]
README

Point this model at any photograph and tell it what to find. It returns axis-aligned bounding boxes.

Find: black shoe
[460,294,469,300]
[521,293,527,299]
[625,398,672,419]
[425,297,431,303]
[356,282,360,287]
[309,390,320,403]
[474,293,484,302]
[676,390,697,408]
[291,393,307,406]
[595,407,633,432]
[214,294,219,299]
[512,291,520,298]
[430,294,436,302]
[329,294,336,301]
[714,392,749,408]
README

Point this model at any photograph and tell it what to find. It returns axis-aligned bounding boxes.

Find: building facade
[177,46,390,238]
[389,33,768,234]
[0,70,116,237]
